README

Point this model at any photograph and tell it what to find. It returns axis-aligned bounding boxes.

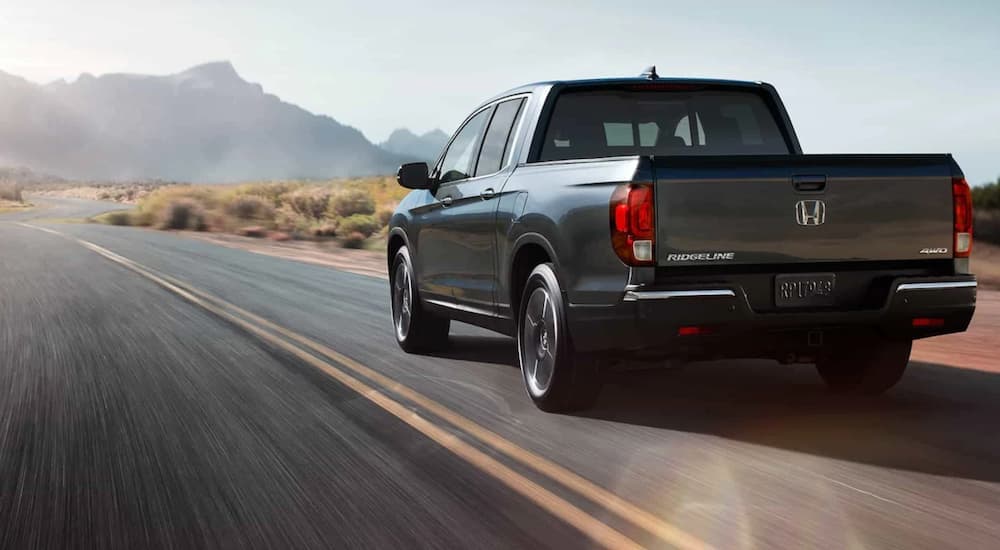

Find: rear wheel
[815,337,912,394]
[517,263,601,412]
[390,246,450,352]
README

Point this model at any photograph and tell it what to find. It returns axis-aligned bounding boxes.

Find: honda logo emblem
[795,200,826,226]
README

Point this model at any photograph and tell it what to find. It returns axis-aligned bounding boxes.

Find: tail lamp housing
[610,183,655,266]
[953,177,973,258]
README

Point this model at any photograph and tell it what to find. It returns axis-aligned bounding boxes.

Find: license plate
[775,273,836,308]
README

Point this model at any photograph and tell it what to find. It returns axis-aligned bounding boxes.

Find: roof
[479,76,766,110]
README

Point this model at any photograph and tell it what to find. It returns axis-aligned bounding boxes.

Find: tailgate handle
[793,175,827,193]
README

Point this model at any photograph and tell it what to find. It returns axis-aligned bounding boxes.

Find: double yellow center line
[18,223,709,550]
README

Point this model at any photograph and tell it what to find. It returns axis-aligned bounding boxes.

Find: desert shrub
[376,208,393,227]
[344,176,409,206]
[226,194,274,220]
[130,209,155,226]
[285,187,332,219]
[274,204,313,234]
[104,211,132,226]
[329,188,375,218]
[973,180,1000,211]
[160,199,207,230]
[236,226,268,238]
[976,210,1000,245]
[311,222,338,238]
[136,185,220,224]
[338,213,380,237]
[236,181,304,207]
[0,183,23,202]
[341,231,367,249]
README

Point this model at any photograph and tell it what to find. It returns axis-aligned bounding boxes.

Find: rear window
[537,88,789,161]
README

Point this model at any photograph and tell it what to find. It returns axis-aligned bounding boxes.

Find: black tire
[516,263,601,412]
[815,337,912,394]
[390,246,450,352]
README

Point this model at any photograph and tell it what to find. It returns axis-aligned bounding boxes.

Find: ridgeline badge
[666,252,735,262]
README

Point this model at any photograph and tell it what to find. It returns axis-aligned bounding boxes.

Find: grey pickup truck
[387,69,977,412]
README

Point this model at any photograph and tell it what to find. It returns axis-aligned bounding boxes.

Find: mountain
[0,61,408,182]
[380,128,449,163]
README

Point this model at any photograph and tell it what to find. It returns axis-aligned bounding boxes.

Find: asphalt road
[2,198,999,549]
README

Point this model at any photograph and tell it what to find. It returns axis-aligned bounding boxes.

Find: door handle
[480,187,496,200]
[792,175,827,193]
[440,196,453,207]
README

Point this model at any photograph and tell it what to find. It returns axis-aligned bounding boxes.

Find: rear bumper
[567,276,977,356]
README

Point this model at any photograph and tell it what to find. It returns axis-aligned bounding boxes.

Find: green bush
[338,213,380,237]
[329,188,375,218]
[972,179,1000,211]
[160,199,207,230]
[341,231,367,249]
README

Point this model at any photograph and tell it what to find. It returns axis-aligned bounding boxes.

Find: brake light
[953,177,973,258]
[610,184,655,265]
[912,317,945,328]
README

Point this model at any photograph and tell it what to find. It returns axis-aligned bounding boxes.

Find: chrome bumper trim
[623,289,736,302]
[895,281,977,293]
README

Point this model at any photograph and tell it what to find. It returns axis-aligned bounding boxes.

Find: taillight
[953,177,973,258]
[610,183,655,266]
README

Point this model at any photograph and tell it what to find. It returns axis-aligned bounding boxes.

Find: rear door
[418,97,526,313]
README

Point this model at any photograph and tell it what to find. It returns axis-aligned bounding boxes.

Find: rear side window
[475,98,525,176]
[538,88,789,161]
[438,107,492,184]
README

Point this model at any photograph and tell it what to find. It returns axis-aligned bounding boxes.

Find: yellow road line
[22,225,645,550]
[169,276,709,550]
[23,223,711,550]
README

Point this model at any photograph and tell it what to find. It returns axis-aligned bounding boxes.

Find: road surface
[2,198,999,549]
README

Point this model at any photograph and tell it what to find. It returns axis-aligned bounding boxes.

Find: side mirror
[396,162,432,190]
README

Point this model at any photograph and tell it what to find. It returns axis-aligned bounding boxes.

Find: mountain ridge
[379,128,449,163]
[0,61,411,182]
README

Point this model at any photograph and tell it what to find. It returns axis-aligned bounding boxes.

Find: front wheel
[815,337,912,394]
[517,263,601,412]
[390,246,450,352]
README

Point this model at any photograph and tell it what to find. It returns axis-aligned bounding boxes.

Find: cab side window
[438,108,492,184]
[475,98,525,177]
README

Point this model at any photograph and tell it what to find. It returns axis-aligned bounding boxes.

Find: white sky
[1,0,998,183]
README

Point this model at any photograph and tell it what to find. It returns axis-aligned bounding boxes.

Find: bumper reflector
[678,326,712,336]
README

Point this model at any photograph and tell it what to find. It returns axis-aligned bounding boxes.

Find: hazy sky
[1,0,998,183]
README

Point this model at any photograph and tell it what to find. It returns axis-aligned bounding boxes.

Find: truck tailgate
[654,154,956,266]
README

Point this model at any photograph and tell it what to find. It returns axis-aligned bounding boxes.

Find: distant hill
[0,61,410,182]
[380,128,449,163]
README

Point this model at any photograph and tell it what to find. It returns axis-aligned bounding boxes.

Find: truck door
[430,97,525,315]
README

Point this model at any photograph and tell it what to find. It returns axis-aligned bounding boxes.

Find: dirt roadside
[184,231,388,278]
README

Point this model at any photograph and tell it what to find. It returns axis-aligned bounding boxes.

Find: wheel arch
[508,233,562,319]
[387,228,410,273]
